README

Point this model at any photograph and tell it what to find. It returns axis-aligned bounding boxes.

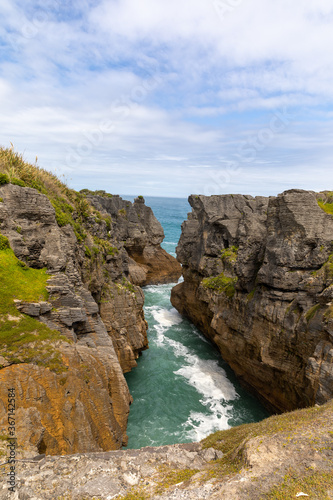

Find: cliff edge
[0,146,180,456]
[171,190,333,413]
[1,399,332,499]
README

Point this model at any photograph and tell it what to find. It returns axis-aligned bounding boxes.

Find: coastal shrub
[105,216,112,231]
[220,246,238,264]
[84,246,92,258]
[11,177,26,187]
[0,233,10,250]
[121,277,135,293]
[80,188,113,198]
[0,173,9,185]
[202,273,237,298]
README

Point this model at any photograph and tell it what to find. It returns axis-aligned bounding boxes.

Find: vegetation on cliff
[0,145,112,242]
[116,401,333,499]
[317,191,333,215]
[202,272,238,298]
[0,237,69,371]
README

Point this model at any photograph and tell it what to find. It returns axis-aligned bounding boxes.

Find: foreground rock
[0,399,332,499]
[0,183,179,455]
[171,190,333,413]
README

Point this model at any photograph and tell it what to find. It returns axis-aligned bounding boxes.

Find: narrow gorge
[0,153,332,499]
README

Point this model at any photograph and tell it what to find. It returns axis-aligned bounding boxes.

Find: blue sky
[1,0,333,197]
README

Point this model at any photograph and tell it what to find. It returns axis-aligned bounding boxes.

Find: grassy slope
[0,145,129,369]
[0,145,113,242]
[0,238,69,371]
[116,400,333,500]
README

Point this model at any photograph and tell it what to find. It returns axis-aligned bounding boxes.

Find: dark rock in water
[171,190,333,413]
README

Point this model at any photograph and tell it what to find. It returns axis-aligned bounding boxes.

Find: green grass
[202,273,238,298]
[305,303,321,322]
[220,246,238,264]
[201,401,333,481]
[155,468,199,495]
[0,245,69,371]
[264,470,333,499]
[0,145,103,243]
[318,199,333,215]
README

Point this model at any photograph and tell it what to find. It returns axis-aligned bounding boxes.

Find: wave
[151,307,183,328]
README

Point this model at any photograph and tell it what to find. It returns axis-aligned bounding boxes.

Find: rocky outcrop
[171,190,333,413]
[1,399,332,499]
[88,194,182,286]
[0,183,179,455]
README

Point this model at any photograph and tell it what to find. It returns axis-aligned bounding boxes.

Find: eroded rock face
[171,190,333,412]
[0,184,179,455]
[88,195,182,285]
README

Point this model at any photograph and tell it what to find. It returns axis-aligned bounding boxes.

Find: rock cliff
[171,190,333,413]
[0,148,180,456]
[86,192,182,286]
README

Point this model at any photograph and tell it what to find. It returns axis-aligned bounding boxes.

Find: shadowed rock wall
[171,190,333,413]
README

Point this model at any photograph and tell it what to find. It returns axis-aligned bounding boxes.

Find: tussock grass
[0,145,68,198]
[0,145,92,241]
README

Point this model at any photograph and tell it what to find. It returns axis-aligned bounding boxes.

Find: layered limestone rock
[171,190,333,413]
[0,183,179,455]
[87,194,182,286]
[1,399,332,499]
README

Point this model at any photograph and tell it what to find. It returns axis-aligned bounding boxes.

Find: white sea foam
[167,339,238,441]
[151,307,183,328]
[175,359,237,402]
[184,407,232,441]
[144,285,173,294]
[144,289,238,442]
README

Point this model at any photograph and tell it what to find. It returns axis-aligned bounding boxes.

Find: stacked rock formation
[171,190,333,413]
[0,184,181,455]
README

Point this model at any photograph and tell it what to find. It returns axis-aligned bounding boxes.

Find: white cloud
[0,0,332,197]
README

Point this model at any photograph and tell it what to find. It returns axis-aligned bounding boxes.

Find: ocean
[122,196,269,449]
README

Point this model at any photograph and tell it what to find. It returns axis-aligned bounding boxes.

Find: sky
[1,0,333,198]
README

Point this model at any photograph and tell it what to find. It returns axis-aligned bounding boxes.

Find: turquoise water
[123,196,269,449]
